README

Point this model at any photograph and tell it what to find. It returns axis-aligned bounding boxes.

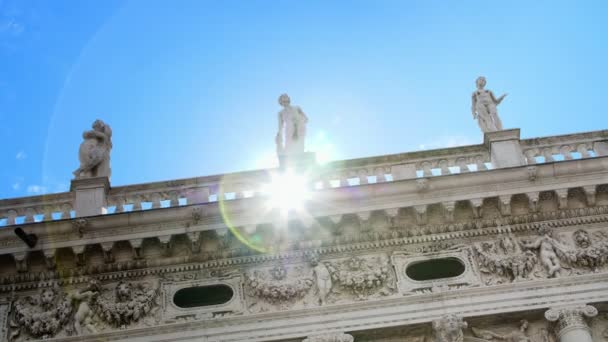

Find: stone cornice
[1,156,607,255]
[1,207,607,291]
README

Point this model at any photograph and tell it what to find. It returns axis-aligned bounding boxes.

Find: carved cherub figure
[472,320,531,342]
[73,119,112,179]
[471,76,507,133]
[431,314,467,342]
[69,280,100,335]
[310,255,333,306]
[521,225,568,277]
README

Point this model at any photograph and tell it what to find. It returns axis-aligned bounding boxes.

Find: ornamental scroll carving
[7,279,161,341]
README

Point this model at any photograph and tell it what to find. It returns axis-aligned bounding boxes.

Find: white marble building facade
[1,123,608,341]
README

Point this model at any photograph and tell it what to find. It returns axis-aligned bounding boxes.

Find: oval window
[405,257,465,281]
[173,284,234,308]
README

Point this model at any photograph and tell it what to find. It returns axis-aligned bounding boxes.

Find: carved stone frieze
[471,319,531,341]
[325,254,397,301]
[475,231,538,284]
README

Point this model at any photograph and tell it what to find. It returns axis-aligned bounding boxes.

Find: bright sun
[261,169,311,214]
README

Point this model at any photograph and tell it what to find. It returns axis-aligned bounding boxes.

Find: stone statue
[73,119,112,179]
[276,94,308,157]
[471,76,507,133]
[431,314,467,342]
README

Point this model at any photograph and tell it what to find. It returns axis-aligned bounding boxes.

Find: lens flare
[261,170,311,216]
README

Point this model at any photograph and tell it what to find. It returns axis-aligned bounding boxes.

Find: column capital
[545,305,597,336]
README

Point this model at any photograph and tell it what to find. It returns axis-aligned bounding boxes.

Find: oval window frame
[405,257,466,282]
[173,284,235,309]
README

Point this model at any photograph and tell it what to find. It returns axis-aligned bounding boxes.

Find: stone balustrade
[0,192,74,226]
[313,143,490,188]
[521,129,608,164]
[1,129,606,228]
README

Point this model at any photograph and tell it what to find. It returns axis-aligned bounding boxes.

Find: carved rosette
[302,332,354,342]
[544,305,598,336]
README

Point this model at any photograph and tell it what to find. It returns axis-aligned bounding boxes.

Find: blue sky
[1,0,607,199]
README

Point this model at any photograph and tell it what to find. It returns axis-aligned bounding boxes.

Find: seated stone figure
[73,119,112,179]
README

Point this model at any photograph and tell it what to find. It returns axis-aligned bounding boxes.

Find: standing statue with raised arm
[276,94,308,157]
[471,76,507,133]
[73,119,112,179]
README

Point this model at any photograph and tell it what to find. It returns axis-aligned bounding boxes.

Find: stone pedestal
[484,129,526,168]
[545,305,598,342]
[70,177,110,217]
[278,152,317,172]
[391,163,418,180]
[595,141,608,156]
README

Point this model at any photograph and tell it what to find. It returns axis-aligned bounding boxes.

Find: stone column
[70,177,110,217]
[484,128,526,168]
[544,305,597,342]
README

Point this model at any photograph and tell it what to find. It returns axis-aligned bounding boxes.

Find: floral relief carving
[474,232,537,284]
[7,279,161,340]
[565,229,608,272]
[245,263,314,312]
[474,225,608,284]
[325,255,396,301]
[9,285,72,340]
[93,279,160,329]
